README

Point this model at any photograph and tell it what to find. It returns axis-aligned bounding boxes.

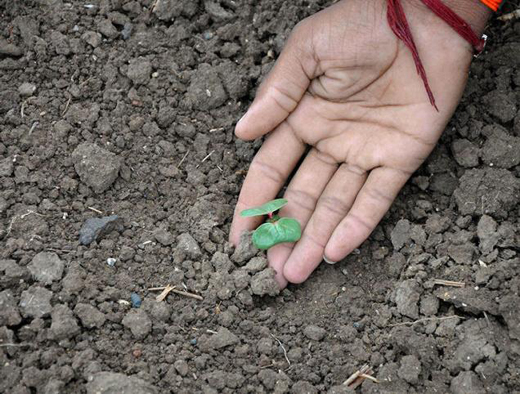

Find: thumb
[235,23,317,141]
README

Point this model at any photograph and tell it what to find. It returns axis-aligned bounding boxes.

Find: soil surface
[1,1,519,393]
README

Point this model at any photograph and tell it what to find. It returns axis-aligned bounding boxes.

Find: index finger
[229,122,305,245]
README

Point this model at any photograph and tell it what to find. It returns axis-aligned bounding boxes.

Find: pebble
[106,257,116,267]
[231,231,258,265]
[0,38,23,57]
[250,268,280,297]
[74,303,106,328]
[71,142,121,194]
[27,252,64,285]
[19,285,53,318]
[122,309,152,339]
[130,292,142,308]
[390,219,411,251]
[304,325,327,341]
[395,280,421,319]
[79,215,123,246]
[49,305,80,340]
[18,82,37,97]
[176,233,202,259]
[0,290,22,326]
[198,327,239,351]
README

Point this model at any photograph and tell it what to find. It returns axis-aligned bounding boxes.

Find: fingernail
[323,255,337,265]
[237,113,246,125]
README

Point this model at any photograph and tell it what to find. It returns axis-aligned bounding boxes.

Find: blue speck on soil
[131,293,142,308]
[190,338,197,345]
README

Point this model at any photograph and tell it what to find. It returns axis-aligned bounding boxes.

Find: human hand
[230,0,489,287]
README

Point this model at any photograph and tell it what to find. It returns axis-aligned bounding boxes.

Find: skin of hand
[230,0,491,288]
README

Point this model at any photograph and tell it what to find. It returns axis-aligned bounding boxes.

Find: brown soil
[0,1,519,393]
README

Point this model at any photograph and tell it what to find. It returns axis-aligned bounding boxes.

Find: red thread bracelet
[387,0,489,110]
[481,0,502,11]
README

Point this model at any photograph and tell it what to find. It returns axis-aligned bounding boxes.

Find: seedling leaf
[240,198,288,218]
[252,217,301,249]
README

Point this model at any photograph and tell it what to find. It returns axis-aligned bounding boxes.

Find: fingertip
[283,262,309,284]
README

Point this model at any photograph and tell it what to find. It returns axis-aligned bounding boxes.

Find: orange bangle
[481,0,502,11]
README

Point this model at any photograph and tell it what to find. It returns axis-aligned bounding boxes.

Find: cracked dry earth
[0,0,519,393]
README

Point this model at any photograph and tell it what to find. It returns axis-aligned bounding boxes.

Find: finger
[266,149,338,278]
[267,244,291,288]
[229,123,305,246]
[235,23,318,141]
[283,163,367,284]
[325,167,410,262]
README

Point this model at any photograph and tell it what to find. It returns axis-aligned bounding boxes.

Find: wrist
[441,0,493,36]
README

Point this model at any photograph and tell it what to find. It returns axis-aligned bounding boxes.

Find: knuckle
[284,188,316,213]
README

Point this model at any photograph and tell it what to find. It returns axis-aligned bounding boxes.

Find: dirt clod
[72,143,121,194]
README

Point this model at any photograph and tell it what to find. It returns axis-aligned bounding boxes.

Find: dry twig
[149,284,203,301]
[271,334,291,366]
[498,9,520,21]
[177,149,190,168]
[344,365,378,389]
[433,279,465,288]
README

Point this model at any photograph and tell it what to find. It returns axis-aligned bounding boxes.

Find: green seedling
[240,198,301,250]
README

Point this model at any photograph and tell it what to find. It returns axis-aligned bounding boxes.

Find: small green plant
[240,198,301,250]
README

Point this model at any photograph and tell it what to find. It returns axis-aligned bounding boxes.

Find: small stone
[86,372,158,394]
[198,327,239,351]
[211,252,234,273]
[303,325,326,341]
[0,156,14,177]
[97,19,119,39]
[185,63,227,111]
[250,268,280,297]
[0,37,23,57]
[0,290,22,326]
[154,228,174,246]
[391,219,411,251]
[451,139,479,168]
[119,246,135,261]
[18,82,37,97]
[81,31,102,47]
[127,57,152,85]
[19,286,53,318]
[477,215,499,254]
[243,256,267,272]
[79,215,123,246]
[398,355,421,384]
[174,360,189,376]
[176,233,202,259]
[50,31,70,55]
[49,305,80,340]
[419,294,439,316]
[434,287,498,315]
[27,252,64,285]
[450,371,485,394]
[130,293,142,308]
[72,143,121,193]
[122,309,152,339]
[453,168,520,219]
[231,231,258,265]
[74,303,106,328]
[482,90,517,123]
[106,258,116,267]
[481,125,520,169]
[447,243,476,265]
[395,280,421,319]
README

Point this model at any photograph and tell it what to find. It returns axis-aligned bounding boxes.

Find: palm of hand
[230,0,473,287]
